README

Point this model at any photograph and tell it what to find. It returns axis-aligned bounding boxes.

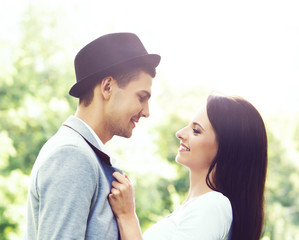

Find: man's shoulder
[44,124,89,150]
[35,125,97,169]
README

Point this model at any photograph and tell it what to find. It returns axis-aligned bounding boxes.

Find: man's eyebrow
[193,122,205,131]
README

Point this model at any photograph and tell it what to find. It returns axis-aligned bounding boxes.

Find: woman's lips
[179,143,190,152]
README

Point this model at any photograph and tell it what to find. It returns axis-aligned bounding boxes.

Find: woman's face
[175,105,218,172]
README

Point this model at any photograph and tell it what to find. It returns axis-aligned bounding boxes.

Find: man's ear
[100,76,114,100]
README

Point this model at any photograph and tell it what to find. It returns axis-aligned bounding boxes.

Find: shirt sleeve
[35,145,98,240]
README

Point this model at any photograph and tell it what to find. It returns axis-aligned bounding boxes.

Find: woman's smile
[179,143,190,152]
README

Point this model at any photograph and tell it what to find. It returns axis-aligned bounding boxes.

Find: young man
[24,33,161,239]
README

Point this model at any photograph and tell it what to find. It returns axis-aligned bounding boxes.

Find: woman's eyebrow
[193,122,205,131]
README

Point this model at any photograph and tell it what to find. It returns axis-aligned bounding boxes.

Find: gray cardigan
[25,116,122,239]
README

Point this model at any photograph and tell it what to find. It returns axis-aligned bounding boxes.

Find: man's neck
[75,107,112,144]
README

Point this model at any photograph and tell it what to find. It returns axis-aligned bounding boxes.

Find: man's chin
[116,130,133,139]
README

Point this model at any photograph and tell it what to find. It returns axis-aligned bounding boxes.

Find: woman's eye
[193,129,201,134]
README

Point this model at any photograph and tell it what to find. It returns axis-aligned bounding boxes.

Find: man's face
[106,71,153,138]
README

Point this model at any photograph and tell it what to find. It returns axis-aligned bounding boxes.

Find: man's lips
[179,143,190,152]
[131,118,139,127]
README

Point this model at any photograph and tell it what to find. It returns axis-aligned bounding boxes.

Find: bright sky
[2,0,299,116]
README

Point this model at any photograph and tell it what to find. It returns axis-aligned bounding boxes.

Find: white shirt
[74,116,118,167]
[143,191,232,240]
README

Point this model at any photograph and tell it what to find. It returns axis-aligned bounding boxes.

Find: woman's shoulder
[172,191,232,239]
[199,191,231,207]
[186,191,232,220]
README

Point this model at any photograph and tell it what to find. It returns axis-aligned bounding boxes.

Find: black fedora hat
[69,32,161,98]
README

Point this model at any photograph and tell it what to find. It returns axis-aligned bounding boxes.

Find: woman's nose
[176,126,187,140]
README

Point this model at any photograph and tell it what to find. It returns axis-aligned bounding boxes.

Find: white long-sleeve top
[143,191,233,240]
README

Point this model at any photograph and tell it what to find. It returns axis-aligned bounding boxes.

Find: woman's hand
[108,172,135,218]
[108,172,143,240]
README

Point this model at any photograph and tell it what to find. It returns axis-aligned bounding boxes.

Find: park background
[1,0,299,239]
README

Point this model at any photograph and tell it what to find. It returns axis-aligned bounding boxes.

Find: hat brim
[69,54,161,98]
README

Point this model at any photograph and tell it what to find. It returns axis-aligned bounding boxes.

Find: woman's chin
[175,155,185,166]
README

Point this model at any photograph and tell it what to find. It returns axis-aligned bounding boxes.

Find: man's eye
[139,96,146,102]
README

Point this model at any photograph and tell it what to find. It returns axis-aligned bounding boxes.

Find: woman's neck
[186,169,213,201]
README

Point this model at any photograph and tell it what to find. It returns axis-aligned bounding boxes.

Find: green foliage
[0,3,76,174]
[134,175,173,231]
[294,120,299,153]
[153,114,185,163]
[1,2,299,240]
[263,128,299,239]
[0,170,29,240]
[0,3,76,238]
[151,113,189,195]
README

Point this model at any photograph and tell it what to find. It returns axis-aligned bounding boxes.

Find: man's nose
[141,103,150,118]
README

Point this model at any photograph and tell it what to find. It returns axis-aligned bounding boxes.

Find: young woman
[108,94,268,240]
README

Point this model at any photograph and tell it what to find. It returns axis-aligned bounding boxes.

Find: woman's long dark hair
[206,95,268,240]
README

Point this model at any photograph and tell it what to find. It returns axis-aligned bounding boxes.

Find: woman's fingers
[110,187,119,195]
[111,180,122,190]
[111,180,132,197]
[109,173,135,217]
[110,171,134,201]
[112,171,129,184]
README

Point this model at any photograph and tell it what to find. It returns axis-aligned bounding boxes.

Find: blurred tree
[152,113,189,198]
[0,3,76,238]
[0,3,76,175]
[0,170,29,240]
[134,174,174,231]
[294,118,299,152]
[263,129,299,239]
[1,2,299,239]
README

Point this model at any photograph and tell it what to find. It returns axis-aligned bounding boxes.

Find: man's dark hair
[79,64,156,106]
